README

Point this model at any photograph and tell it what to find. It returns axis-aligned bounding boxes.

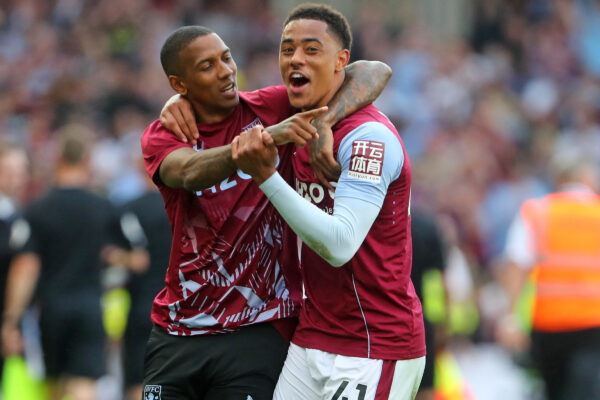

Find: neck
[191,102,236,125]
[55,165,89,187]
[303,70,346,112]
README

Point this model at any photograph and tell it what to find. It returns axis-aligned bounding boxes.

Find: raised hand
[232,126,278,185]
[266,106,328,148]
[309,119,341,190]
[159,94,199,145]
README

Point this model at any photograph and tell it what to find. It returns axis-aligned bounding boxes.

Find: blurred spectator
[497,152,600,400]
[411,211,447,400]
[0,124,139,400]
[90,102,151,204]
[116,159,171,400]
[0,140,29,378]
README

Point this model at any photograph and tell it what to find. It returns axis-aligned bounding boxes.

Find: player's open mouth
[221,82,235,92]
[221,82,237,98]
[290,72,309,89]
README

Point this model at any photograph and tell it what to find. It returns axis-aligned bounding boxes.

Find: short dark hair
[160,25,214,76]
[56,123,94,165]
[284,3,352,51]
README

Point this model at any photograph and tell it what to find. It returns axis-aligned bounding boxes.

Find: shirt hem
[152,310,300,336]
[292,336,426,360]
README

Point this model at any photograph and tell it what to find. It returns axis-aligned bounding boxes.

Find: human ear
[168,75,188,96]
[335,49,350,72]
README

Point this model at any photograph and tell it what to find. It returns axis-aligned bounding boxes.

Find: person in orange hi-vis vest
[496,151,600,400]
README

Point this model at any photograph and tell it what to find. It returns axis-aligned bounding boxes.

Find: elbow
[328,255,351,268]
[374,60,392,83]
[328,243,356,267]
[181,167,208,192]
[159,161,204,191]
[182,174,207,192]
[181,168,197,191]
[312,239,355,267]
[328,224,362,266]
[182,174,197,191]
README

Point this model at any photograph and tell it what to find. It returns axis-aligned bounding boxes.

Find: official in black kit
[2,124,134,400]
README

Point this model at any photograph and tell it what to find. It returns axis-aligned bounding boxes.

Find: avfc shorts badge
[144,385,162,400]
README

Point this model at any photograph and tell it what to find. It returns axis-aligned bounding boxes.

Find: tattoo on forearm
[315,62,389,152]
[184,146,236,190]
[331,67,385,122]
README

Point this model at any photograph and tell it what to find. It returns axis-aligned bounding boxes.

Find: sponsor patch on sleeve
[347,140,385,183]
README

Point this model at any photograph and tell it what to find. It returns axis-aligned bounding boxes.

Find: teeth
[291,73,304,79]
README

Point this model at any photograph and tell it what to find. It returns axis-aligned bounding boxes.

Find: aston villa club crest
[144,385,162,400]
[242,117,264,132]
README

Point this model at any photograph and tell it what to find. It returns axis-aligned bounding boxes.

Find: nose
[290,48,305,67]
[217,61,234,79]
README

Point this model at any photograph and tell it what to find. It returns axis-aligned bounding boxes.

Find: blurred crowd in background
[2,0,600,399]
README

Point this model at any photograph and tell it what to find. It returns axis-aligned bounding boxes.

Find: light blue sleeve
[260,173,380,267]
[335,121,404,207]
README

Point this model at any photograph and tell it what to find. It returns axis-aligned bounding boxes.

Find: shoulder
[337,120,402,156]
[75,189,114,211]
[20,193,51,228]
[141,120,182,148]
[520,196,546,218]
[336,115,405,184]
[142,120,192,181]
[335,105,399,139]
[240,85,288,104]
[239,85,293,124]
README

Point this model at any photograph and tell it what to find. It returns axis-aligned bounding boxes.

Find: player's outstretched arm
[160,106,327,191]
[231,127,376,256]
[159,145,236,191]
[232,122,403,267]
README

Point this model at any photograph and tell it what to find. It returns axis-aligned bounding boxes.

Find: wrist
[2,314,21,327]
[253,168,277,186]
[312,114,335,129]
[265,127,279,145]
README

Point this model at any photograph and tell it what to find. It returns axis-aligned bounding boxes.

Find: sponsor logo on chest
[295,179,336,215]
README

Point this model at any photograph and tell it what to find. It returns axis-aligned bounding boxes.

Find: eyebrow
[281,38,323,46]
[195,48,231,68]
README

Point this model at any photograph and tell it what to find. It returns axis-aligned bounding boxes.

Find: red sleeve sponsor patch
[348,140,385,183]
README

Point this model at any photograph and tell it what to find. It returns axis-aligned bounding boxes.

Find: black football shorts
[142,322,290,400]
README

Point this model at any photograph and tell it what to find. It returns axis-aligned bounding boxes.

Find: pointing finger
[298,106,328,121]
